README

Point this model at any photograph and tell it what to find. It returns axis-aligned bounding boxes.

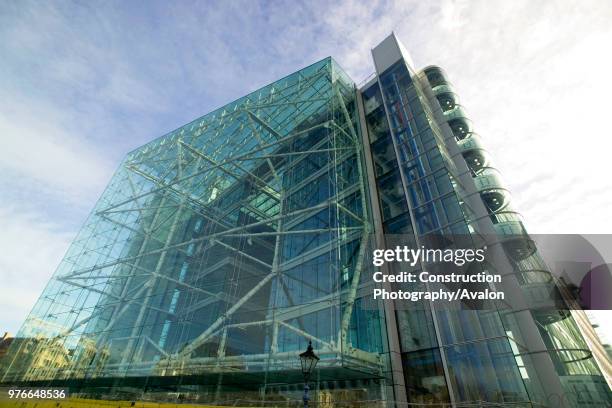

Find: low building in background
[0,332,13,360]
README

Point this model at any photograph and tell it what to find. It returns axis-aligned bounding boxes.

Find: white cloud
[446,5,612,234]
[0,110,113,204]
[0,206,74,334]
[439,0,469,30]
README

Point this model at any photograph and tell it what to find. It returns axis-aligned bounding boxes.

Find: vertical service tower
[358,33,610,406]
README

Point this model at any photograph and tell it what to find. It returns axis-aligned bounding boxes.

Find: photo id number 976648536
[7,388,68,399]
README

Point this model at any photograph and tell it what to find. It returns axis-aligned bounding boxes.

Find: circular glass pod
[493,220,536,262]
[481,190,509,213]
[424,66,448,88]
[463,149,490,175]
[474,168,510,213]
[521,279,567,311]
[432,84,454,96]
[533,309,573,325]
[457,133,484,152]
[444,105,467,121]
[499,268,553,285]
[448,118,471,140]
[458,134,489,174]
[436,92,458,112]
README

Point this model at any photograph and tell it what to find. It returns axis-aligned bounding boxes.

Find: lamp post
[299,341,319,408]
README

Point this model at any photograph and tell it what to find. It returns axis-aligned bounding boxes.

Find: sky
[1,0,612,341]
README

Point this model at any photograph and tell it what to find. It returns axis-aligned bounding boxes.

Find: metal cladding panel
[371,32,415,74]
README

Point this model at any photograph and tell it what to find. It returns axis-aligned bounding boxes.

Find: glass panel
[402,348,450,405]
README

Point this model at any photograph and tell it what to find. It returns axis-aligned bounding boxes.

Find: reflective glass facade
[1,34,610,407]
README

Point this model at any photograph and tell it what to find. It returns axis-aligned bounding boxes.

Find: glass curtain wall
[0,58,390,405]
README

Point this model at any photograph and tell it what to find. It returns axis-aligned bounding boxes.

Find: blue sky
[1,0,612,338]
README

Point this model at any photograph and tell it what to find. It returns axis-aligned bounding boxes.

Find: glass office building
[1,34,610,407]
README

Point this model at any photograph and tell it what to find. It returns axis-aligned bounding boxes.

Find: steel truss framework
[1,59,388,390]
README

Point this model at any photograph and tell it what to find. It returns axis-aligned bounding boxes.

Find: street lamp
[299,341,319,408]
